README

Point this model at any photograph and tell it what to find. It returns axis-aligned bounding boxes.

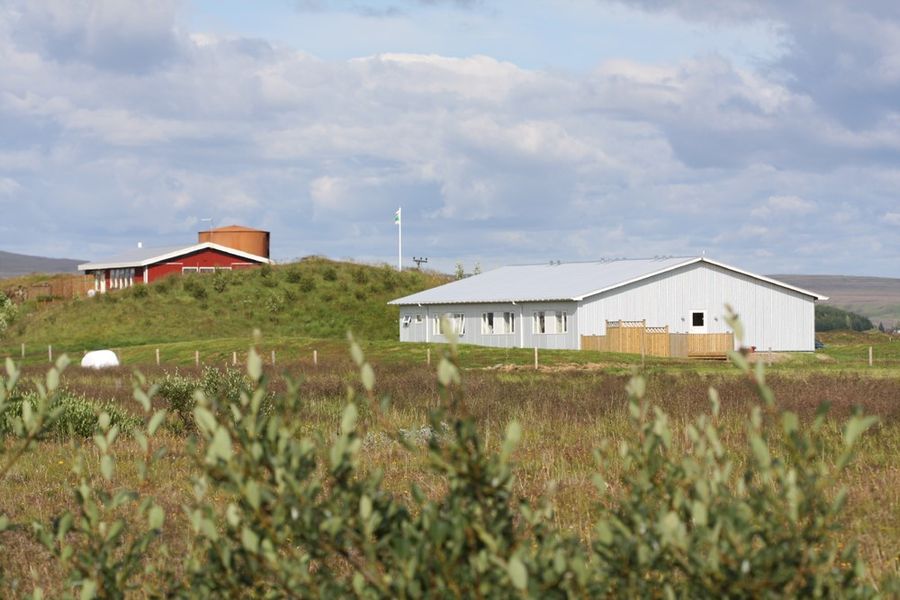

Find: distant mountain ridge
[772,274,900,329]
[0,250,83,279]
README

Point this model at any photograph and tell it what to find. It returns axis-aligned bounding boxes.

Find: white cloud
[882,212,900,225]
[751,195,816,218]
[0,0,899,275]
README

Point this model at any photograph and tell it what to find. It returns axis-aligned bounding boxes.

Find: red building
[78,226,271,293]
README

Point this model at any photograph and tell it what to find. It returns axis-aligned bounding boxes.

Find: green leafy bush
[156,366,271,431]
[0,317,890,596]
[183,276,208,300]
[285,267,303,283]
[0,292,16,335]
[0,390,140,438]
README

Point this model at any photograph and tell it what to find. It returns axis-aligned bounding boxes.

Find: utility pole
[413,256,429,270]
[394,207,402,271]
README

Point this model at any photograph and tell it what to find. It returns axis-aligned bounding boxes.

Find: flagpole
[397,206,402,272]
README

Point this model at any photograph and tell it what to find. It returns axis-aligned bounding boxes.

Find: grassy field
[2,262,900,593]
[1,354,899,594]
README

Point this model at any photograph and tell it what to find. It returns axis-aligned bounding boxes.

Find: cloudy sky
[1,0,899,275]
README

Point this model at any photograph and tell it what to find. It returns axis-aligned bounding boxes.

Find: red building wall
[146,248,264,283]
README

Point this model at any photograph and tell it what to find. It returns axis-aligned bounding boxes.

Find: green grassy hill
[0,258,449,353]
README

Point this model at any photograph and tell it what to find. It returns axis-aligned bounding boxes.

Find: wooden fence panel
[687,333,734,356]
[586,328,733,359]
[669,334,689,358]
[645,332,669,357]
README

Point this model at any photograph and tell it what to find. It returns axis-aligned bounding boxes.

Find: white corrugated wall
[398,302,580,349]
[576,262,815,351]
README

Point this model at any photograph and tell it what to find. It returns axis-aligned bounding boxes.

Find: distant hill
[0,250,82,279]
[773,274,900,330]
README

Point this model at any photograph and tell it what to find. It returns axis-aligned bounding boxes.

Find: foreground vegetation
[1,317,898,596]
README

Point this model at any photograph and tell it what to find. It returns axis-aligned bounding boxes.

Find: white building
[389,257,826,352]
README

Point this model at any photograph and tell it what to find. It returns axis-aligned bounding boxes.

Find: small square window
[692,312,705,327]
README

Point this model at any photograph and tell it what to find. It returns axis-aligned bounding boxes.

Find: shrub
[130,284,149,298]
[0,292,16,335]
[322,266,338,281]
[156,371,197,430]
[212,271,228,293]
[153,274,177,295]
[0,390,140,438]
[298,276,316,292]
[353,268,369,285]
[183,276,208,300]
[155,366,271,431]
[0,321,889,597]
[285,267,303,283]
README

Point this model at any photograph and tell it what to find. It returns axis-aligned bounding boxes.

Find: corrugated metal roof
[390,257,694,304]
[389,256,826,305]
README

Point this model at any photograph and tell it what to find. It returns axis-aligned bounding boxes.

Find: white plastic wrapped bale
[81,350,120,369]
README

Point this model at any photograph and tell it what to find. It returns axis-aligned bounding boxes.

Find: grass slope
[0,257,449,353]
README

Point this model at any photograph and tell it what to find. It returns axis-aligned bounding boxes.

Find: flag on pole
[394,207,401,225]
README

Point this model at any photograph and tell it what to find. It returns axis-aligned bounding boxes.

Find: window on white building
[481,312,494,334]
[533,311,567,334]
[435,313,466,336]
[503,312,515,334]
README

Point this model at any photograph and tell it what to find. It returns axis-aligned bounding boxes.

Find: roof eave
[77,242,271,271]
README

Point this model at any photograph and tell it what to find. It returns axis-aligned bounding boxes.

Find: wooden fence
[2,276,95,303]
[581,320,734,358]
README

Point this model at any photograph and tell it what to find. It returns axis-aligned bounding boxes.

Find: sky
[1,0,899,276]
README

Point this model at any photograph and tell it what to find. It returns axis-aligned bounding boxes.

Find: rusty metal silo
[198,225,270,259]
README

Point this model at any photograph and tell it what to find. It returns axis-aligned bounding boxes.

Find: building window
[533,311,546,334]
[182,267,199,274]
[503,312,515,334]
[415,314,423,323]
[556,311,568,334]
[533,310,567,334]
[692,311,705,327]
[401,315,412,327]
[481,312,494,334]
[435,313,465,336]
[199,267,216,274]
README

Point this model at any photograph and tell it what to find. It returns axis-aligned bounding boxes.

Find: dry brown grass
[2,362,900,594]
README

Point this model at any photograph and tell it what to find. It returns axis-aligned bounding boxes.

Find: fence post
[534,346,539,369]
[426,348,430,366]
[21,343,25,359]
[869,346,873,367]
[314,350,318,367]
[195,351,199,367]
[641,329,645,368]
[233,351,237,366]
[155,348,160,366]
[48,345,52,363]
[271,350,276,366]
